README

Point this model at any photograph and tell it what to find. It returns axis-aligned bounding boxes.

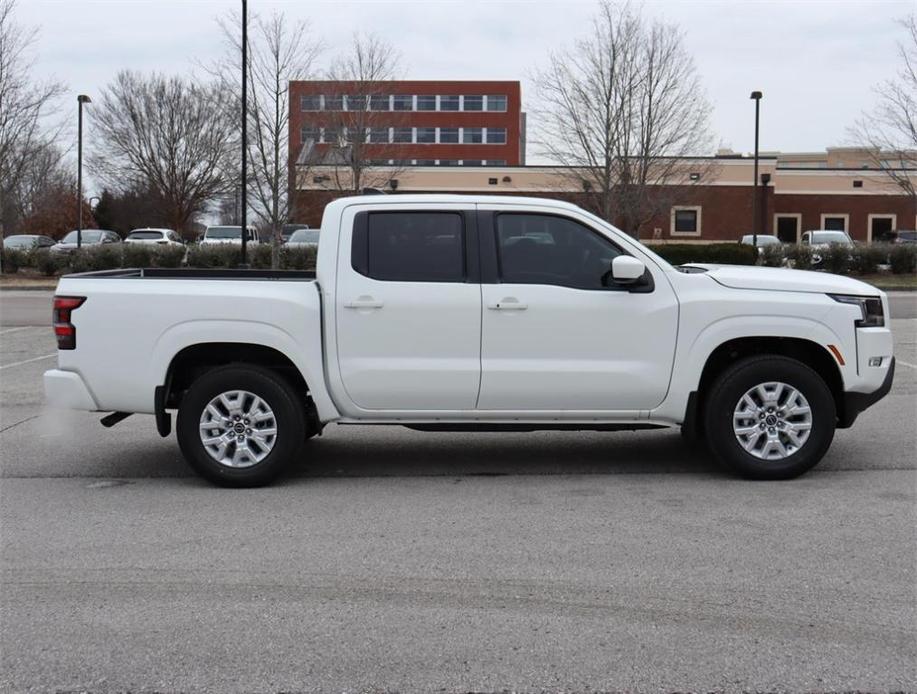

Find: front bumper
[43,369,99,411]
[839,357,895,428]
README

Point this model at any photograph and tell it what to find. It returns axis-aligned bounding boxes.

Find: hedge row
[647,243,759,266]
[2,241,914,277]
[647,242,916,275]
[1,243,318,276]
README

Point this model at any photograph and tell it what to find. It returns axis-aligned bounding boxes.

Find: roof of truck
[326,194,584,210]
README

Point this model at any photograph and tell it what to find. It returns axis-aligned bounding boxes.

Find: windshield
[741,235,780,245]
[61,230,103,243]
[289,230,320,243]
[812,231,851,244]
[205,226,242,239]
[4,235,40,248]
[127,231,164,240]
[898,231,916,240]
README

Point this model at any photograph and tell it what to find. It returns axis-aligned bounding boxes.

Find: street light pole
[750,91,762,249]
[239,0,249,267]
[77,94,91,249]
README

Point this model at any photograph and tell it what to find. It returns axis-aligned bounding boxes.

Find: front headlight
[829,294,884,328]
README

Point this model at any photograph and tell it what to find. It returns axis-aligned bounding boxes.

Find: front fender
[653,314,850,422]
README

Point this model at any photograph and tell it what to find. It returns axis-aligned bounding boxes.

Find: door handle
[344,296,384,309]
[487,298,528,311]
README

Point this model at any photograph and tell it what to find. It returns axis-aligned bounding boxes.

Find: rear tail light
[52,296,85,350]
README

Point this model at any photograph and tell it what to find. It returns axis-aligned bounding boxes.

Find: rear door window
[352,212,466,282]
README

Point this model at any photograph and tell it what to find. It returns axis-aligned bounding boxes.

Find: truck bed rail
[63,268,316,281]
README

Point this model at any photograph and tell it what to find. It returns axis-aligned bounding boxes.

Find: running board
[100,411,132,428]
[403,423,668,433]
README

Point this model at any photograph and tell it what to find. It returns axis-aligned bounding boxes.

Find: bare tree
[533,1,714,238]
[316,32,403,193]
[849,14,917,207]
[88,71,231,235]
[0,0,66,236]
[211,9,322,267]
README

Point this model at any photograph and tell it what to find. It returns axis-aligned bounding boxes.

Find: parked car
[199,225,259,246]
[50,229,121,254]
[3,234,57,250]
[124,228,184,247]
[801,230,855,247]
[281,223,310,243]
[43,195,894,487]
[891,230,917,245]
[284,228,320,249]
[800,230,856,267]
[739,234,782,250]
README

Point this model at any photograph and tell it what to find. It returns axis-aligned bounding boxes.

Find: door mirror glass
[610,256,646,284]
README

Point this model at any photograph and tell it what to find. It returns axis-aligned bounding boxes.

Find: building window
[773,214,801,243]
[868,214,896,243]
[439,128,459,143]
[820,213,849,232]
[416,127,436,144]
[463,127,483,144]
[463,95,483,111]
[392,127,413,143]
[439,159,460,166]
[440,95,460,111]
[300,126,320,143]
[392,94,413,111]
[300,95,321,111]
[324,95,343,111]
[416,95,437,111]
[462,160,483,166]
[321,128,339,144]
[369,128,390,144]
[486,128,507,144]
[486,95,507,111]
[485,159,507,166]
[415,159,437,166]
[369,95,390,111]
[344,95,365,111]
[671,206,702,236]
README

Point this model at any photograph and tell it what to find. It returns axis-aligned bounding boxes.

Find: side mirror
[610,255,646,284]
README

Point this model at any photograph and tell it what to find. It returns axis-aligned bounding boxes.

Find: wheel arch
[160,342,321,437]
[687,336,846,438]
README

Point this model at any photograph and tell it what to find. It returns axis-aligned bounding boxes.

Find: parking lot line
[0,326,38,335]
[897,359,917,370]
[0,354,56,370]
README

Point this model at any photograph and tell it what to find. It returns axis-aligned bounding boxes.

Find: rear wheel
[176,364,305,487]
[704,356,836,479]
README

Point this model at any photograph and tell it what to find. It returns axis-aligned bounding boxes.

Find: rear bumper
[43,369,99,411]
[839,357,895,428]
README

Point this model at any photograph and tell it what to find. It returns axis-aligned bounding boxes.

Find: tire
[703,355,836,480]
[176,364,306,487]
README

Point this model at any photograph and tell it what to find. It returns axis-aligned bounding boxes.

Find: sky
[15,0,912,172]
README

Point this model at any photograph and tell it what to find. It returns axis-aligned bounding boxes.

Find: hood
[687,264,883,296]
[201,238,244,245]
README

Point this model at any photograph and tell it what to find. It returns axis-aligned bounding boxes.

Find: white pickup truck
[44,195,895,486]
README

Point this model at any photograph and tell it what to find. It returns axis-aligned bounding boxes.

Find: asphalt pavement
[1,290,915,692]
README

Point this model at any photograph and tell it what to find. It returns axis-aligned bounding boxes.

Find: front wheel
[704,356,836,480]
[176,364,306,487]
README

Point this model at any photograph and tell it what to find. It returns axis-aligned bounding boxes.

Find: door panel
[478,209,679,412]
[334,206,481,411]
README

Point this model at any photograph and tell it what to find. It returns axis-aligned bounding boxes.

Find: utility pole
[239,0,249,267]
[750,90,762,248]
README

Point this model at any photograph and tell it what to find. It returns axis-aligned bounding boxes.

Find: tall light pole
[239,0,249,267]
[77,94,91,249]
[750,90,762,248]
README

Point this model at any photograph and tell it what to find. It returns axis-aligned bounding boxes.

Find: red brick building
[288,80,525,169]
[291,147,916,241]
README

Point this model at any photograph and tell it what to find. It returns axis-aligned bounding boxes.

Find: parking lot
[1,290,915,692]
